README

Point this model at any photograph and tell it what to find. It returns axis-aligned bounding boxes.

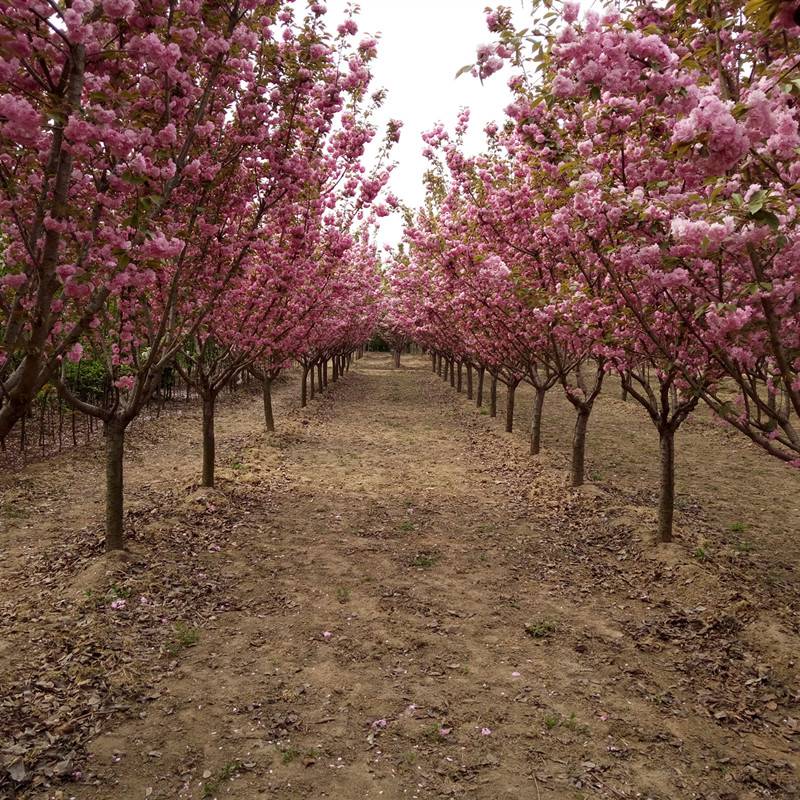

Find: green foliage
[543,713,560,730]
[543,711,589,734]
[280,747,301,765]
[693,546,710,562]
[335,586,351,603]
[203,760,243,798]
[167,622,200,655]
[729,521,748,533]
[367,334,390,352]
[63,358,109,400]
[411,552,439,569]
[525,619,557,638]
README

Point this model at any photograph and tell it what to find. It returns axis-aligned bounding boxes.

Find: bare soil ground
[1,354,799,800]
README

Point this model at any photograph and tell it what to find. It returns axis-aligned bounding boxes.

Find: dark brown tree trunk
[490,374,498,418]
[432,353,437,372]
[571,408,590,487]
[477,366,485,407]
[658,426,676,543]
[0,46,87,443]
[333,357,339,382]
[323,360,329,387]
[317,361,324,393]
[457,362,463,393]
[104,419,126,551]
[530,386,546,455]
[202,395,216,488]
[449,360,456,388]
[466,363,473,400]
[310,363,316,400]
[301,366,308,408]
[506,382,517,433]
[263,376,275,433]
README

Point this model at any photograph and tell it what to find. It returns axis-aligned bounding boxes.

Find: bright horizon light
[323,0,532,248]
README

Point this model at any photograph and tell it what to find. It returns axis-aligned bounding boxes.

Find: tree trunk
[490,374,498,418]
[432,353,437,372]
[202,395,216,488]
[104,419,126,551]
[571,408,590,487]
[466,363,473,400]
[530,386,546,455]
[333,357,339,382]
[457,362,463,393]
[449,360,456,388]
[477,367,485,407]
[323,360,329,387]
[301,366,308,408]
[263,376,275,433]
[506,382,517,433]
[317,361,324,394]
[658,427,676,543]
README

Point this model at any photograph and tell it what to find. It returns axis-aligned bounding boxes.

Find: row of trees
[385,0,799,542]
[0,1,393,549]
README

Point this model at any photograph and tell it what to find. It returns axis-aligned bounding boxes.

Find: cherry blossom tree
[0,0,386,548]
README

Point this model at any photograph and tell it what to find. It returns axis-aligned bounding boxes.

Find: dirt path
[2,355,799,800]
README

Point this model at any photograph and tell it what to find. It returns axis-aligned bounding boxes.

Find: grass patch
[0,503,25,520]
[543,711,589,735]
[335,586,351,604]
[525,620,557,639]
[411,552,439,569]
[280,746,302,765]
[166,622,200,655]
[421,723,452,743]
[693,546,710,563]
[203,760,242,798]
[729,521,748,533]
[278,745,320,765]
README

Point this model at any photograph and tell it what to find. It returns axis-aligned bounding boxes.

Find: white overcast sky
[323,0,530,245]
